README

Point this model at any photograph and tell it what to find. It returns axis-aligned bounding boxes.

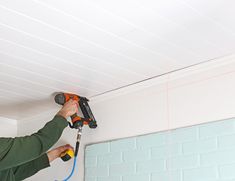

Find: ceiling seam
[0,70,97,96]
[0,62,101,93]
[89,0,218,59]
[132,0,227,55]
[33,0,189,69]
[0,4,170,73]
[0,25,148,80]
[179,0,235,38]
[0,36,137,82]
[0,81,48,96]
[0,50,114,89]
[0,95,22,103]
[0,87,41,100]
[0,72,66,95]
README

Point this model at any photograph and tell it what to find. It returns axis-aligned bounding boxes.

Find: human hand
[47,144,74,163]
[57,99,78,119]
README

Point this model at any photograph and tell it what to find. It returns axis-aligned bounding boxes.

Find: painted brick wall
[85,118,235,181]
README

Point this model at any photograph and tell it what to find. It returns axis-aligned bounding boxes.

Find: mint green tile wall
[85,118,235,181]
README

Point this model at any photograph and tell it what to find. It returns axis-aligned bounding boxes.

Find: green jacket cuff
[54,115,68,129]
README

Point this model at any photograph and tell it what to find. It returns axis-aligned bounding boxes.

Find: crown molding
[90,54,235,104]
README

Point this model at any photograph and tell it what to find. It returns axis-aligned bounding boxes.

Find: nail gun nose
[54,93,66,105]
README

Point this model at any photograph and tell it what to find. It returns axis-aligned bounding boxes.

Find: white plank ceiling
[0,0,235,111]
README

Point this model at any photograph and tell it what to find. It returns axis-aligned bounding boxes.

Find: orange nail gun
[55,93,97,161]
[55,93,97,129]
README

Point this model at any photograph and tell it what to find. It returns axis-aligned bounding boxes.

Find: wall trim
[90,54,235,104]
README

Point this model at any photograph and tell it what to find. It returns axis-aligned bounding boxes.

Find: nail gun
[54,93,97,161]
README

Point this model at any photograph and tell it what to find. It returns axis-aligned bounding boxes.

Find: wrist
[47,151,59,163]
[57,110,68,119]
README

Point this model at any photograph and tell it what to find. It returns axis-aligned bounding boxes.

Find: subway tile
[86,142,110,157]
[137,159,165,173]
[97,152,122,166]
[123,149,150,162]
[85,177,97,181]
[123,174,150,181]
[85,156,97,167]
[218,134,235,149]
[201,149,235,166]
[152,170,181,181]
[170,127,198,143]
[110,137,136,152]
[219,163,235,179]
[151,143,182,159]
[199,118,235,139]
[136,132,167,148]
[85,166,109,177]
[97,176,121,181]
[168,155,199,170]
[109,163,135,176]
[182,138,216,154]
[183,167,217,181]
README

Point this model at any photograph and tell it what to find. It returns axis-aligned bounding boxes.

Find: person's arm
[0,115,67,171]
[12,145,73,181]
[12,154,50,181]
[0,100,78,171]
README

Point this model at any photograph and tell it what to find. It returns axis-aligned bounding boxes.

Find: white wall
[17,55,235,181]
[87,54,235,142]
[0,117,17,137]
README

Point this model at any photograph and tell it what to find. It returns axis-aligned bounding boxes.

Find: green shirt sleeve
[0,115,68,171]
[12,153,50,181]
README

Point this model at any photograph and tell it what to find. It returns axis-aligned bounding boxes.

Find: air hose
[62,156,77,181]
[56,129,81,181]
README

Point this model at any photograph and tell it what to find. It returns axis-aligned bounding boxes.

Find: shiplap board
[0,0,234,118]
